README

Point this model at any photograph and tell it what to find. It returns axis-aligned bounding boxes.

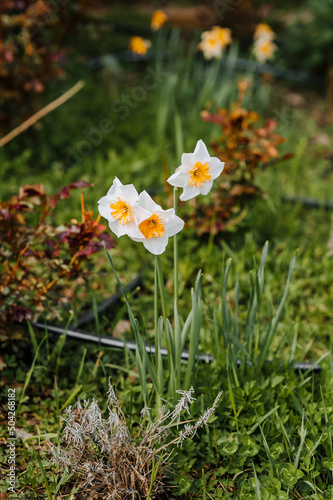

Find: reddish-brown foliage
[0,182,114,341]
[0,1,83,133]
[187,80,293,235]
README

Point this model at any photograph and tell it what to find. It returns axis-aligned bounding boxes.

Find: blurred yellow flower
[198,35,222,60]
[129,36,151,56]
[211,26,232,48]
[198,26,232,60]
[151,9,168,31]
[253,38,277,63]
[254,23,275,41]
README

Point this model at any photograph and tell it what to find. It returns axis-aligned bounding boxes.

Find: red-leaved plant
[0,181,114,342]
[182,80,293,235]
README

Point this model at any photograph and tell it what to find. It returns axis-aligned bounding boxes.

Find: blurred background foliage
[1,0,332,137]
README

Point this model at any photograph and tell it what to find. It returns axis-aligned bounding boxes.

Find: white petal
[130,220,145,238]
[106,177,122,197]
[200,180,214,196]
[165,216,184,236]
[137,191,162,212]
[130,235,144,242]
[194,140,210,162]
[143,235,169,255]
[97,194,110,206]
[132,204,152,224]
[98,200,112,220]
[110,219,141,238]
[181,152,195,168]
[209,158,224,179]
[158,207,175,219]
[120,183,139,203]
[108,220,125,238]
[167,169,188,188]
[180,185,201,201]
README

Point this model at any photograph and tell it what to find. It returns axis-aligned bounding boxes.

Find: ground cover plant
[1,2,333,499]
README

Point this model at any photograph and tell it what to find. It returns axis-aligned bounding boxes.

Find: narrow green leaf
[294,413,307,470]
[55,468,72,496]
[256,253,296,372]
[248,406,280,435]
[222,258,232,334]
[27,321,38,355]
[227,353,239,433]
[18,336,47,412]
[35,453,52,500]
[75,348,87,386]
[60,385,82,413]
[252,462,262,500]
[259,424,276,476]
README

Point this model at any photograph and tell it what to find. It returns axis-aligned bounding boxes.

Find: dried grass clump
[47,382,222,499]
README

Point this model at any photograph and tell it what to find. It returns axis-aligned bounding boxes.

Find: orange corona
[139,214,165,239]
[189,162,211,187]
[110,198,132,225]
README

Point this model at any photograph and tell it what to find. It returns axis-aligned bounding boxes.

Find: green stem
[155,255,168,333]
[154,257,158,334]
[173,187,179,302]
[154,256,159,370]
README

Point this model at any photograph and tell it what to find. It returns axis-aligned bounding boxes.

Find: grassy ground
[1,8,333,499]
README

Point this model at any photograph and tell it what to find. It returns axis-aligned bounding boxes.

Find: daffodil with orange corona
[254,23,275,41]
[252,23,277,63]
[131,191,184,255]
[253,38,277,63]
[99,141,224,254]
[198,26,232,60]
[98,179,184,255]
[98,178,149,239]
[151,9,168,31]
[167,139,225,201]
[129,36,151,56]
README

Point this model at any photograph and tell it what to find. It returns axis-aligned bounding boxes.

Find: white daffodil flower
[253,38,277,63]
[167,140,225,201]
[130,191,184,255]
[198,27,232,60]
[198,32,223,60]
[98,177,149,238]
[254,23,275,41]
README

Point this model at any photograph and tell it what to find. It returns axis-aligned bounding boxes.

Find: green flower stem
[154,257,159,366]
[155,255,168,333]
[173,187,179,302]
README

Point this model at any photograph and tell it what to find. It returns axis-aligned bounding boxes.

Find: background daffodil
[211,26,232,48]
[167,139,225,201]
[254,23,275,41]
[253,37,277,63]
[198,32,223,60]
[129,36,151,56]
[198,26,232,60]
[151,9,168,31]
[253,23,277,63]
